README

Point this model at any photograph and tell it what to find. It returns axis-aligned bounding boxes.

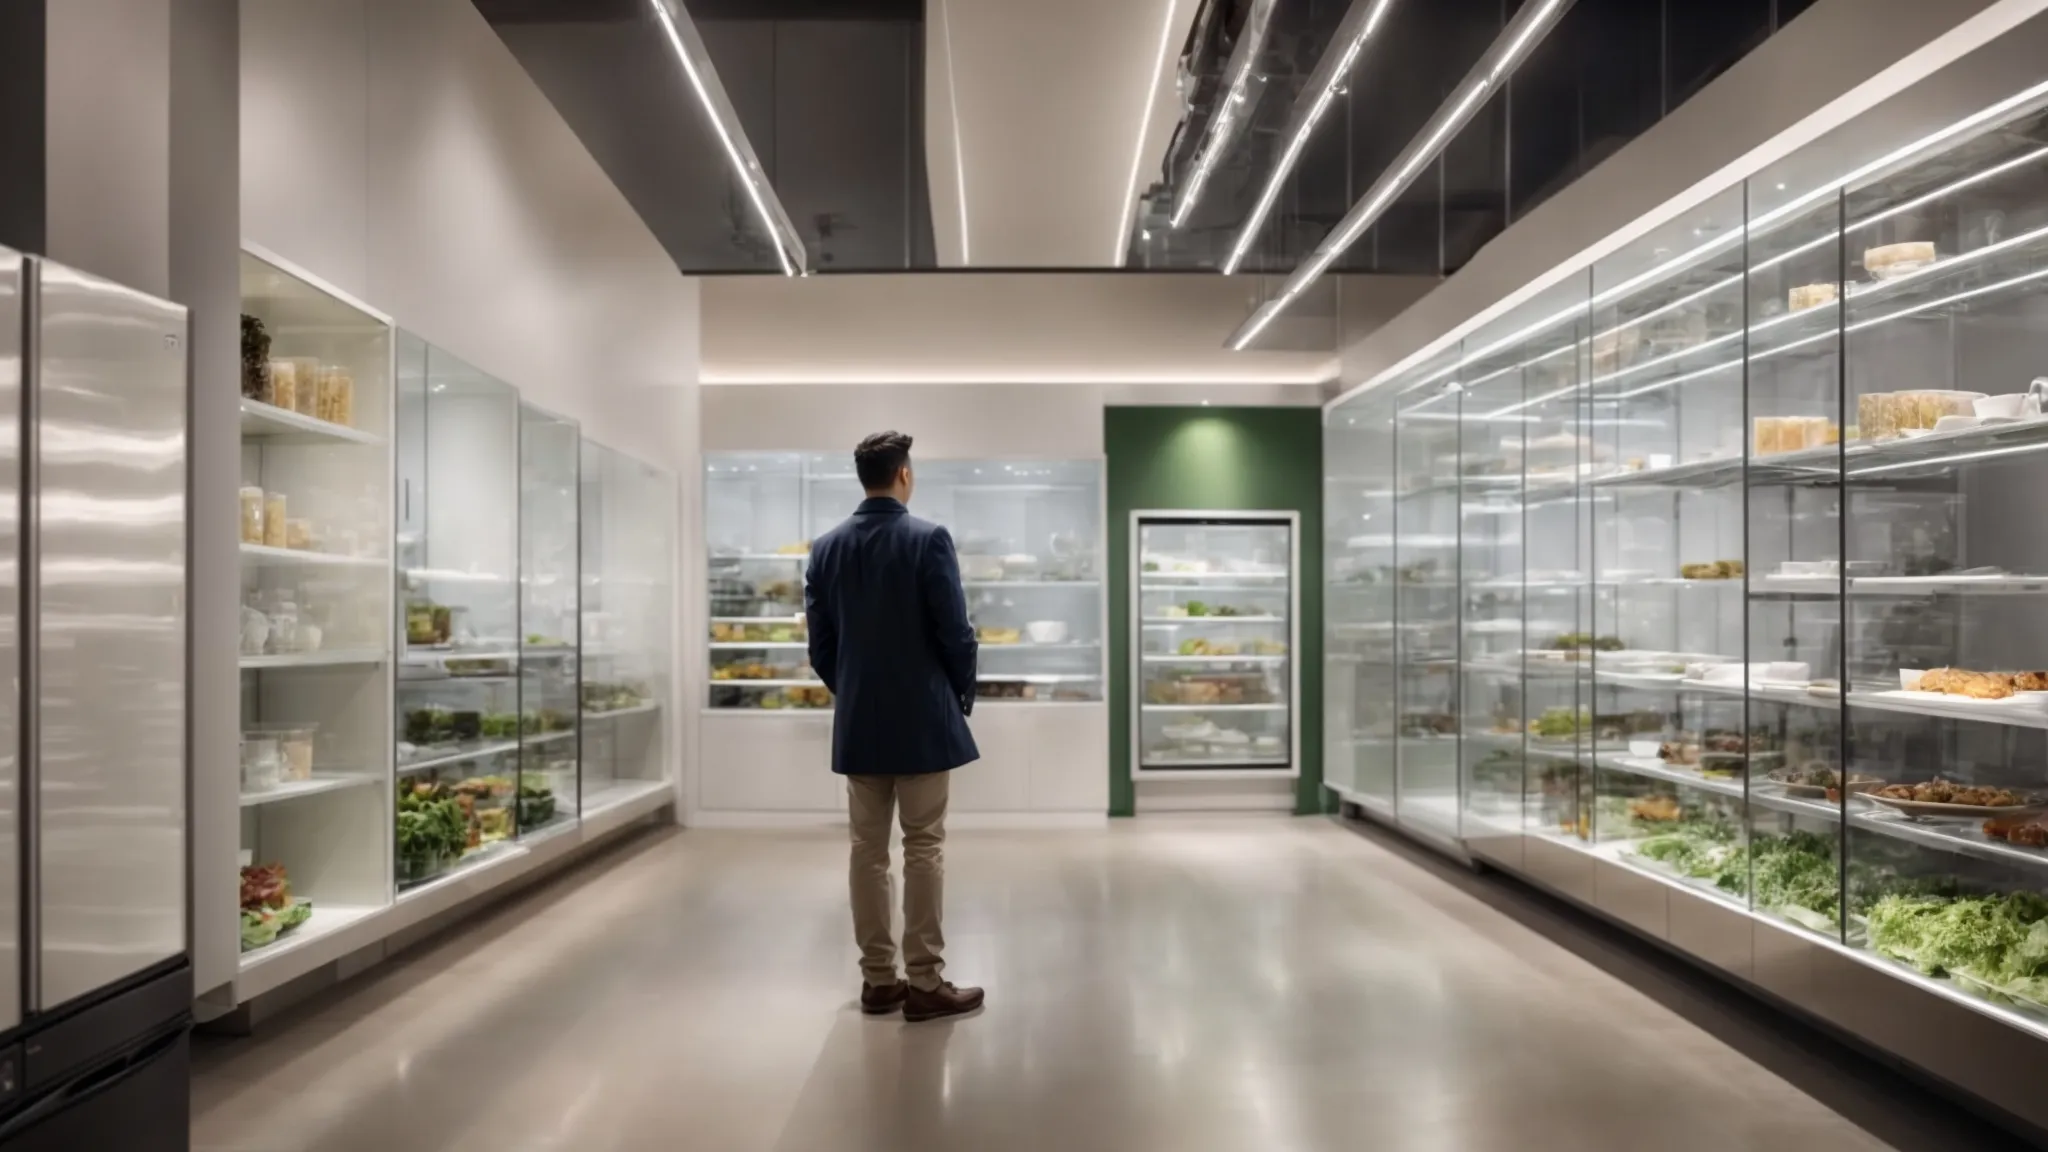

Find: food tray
[1856,792,2048,820]
[1768,773,1881,798]
[1868,688,2048,718]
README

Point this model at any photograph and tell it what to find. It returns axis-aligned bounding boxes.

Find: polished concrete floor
[192,816,2006,1152]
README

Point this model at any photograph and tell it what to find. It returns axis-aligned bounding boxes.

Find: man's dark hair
[855,431,914,492]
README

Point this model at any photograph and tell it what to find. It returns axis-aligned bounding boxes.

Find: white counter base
[694,703,1110,821]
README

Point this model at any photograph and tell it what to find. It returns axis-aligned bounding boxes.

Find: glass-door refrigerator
[1132,514,1299,776]
[0,251,192,1147]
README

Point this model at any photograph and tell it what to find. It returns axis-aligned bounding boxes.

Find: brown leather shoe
[860,982,908,1015]
[904,981,984,1023]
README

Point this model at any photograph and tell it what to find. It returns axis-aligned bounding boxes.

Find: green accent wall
[1105,406,1324,816]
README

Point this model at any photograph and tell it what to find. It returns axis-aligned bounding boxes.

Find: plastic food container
[265,360,297,412]
[316,366,354,426]
[251,724,317,782]
[285,518,313,550]
[240,735,282,793]
[1025,621,1068,644]
[262,493,287,548]
[239,486,265,545]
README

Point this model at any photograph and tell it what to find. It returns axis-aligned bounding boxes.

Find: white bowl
[1766,661,1810,684]
[1976,393,2027,419]
[1628,739,1661,758]
[1024,621,1068,645]
[1934,414,1984,433]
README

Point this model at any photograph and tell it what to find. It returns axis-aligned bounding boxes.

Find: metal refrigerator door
[0,249,20,1032]
[32,260,187,1011]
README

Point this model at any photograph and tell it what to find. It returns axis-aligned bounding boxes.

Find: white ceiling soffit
[927,0,1199,268]
[1333,0,2048,402]
[698,273,1429,385]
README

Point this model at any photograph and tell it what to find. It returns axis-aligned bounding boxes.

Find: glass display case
[1132,514,1297,774]
[1330,52,2048,1081]
[519,403,582,836]
[1325,390,1399,815]
[703,454,1105,709]
[236,249,393,962]
[394,336,525,888]
[580,440,674,813]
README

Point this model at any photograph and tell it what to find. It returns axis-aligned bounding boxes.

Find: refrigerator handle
[18,258,39,1018]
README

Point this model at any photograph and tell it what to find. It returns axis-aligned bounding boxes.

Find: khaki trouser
[846,772,950,991]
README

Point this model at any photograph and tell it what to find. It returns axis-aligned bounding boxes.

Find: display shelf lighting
[1228,0,1571,350]
[1169,0,1279,232]
[1221,0,1397,276]
[648,0,807,275]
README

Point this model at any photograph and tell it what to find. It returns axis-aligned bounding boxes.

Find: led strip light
[1227,0,1573,350]
[1221,0,1398,275]
[1170,0,1279,231]
[648,0,807,275]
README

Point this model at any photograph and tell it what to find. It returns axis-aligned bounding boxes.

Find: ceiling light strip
[1170,0,1280,231]
[1227,0,1573,350]
[648,0,807,276]
[1122,0,1187,263]
[1221,0,1398,275]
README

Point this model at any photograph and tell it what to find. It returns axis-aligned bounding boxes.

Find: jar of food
[262,493,287,548]
[265,359,298,412]
[266,598,300,655]
[285,517,312,550]
[277,725,316,781]
[239,486,265,545]
[240,735,282,793]
[317,365,354,427]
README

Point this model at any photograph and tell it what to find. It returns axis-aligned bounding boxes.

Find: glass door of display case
[1395,386,1462,839]
[1132,514,1298,774]
[581,442,672,811]
[518,403,581,837]
[394,336,522,888]
[1325,390,1400,816]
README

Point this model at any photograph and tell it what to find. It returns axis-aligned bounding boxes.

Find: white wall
[240,0,698,478]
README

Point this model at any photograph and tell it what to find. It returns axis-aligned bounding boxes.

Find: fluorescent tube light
[1171,0,1278,231]
[648,0,806,275]
[1228,0,1573,350]
[1220,0,1398,274]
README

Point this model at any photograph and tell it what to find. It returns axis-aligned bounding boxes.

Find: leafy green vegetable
[1184,601,1209,617]
[240,908,280,950]
[1867,892,2048,1009]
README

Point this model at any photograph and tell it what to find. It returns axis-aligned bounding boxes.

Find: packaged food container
[262,493,287,548]
[316,365,354,427]
[285,517,312,550]
[248,723,317,782]
[240,735,282,793]
[239,486,265,545]
[265,359,299,411]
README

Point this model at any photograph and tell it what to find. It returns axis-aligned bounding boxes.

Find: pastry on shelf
[1788,283,1837,311]
[1864,241,1936,280]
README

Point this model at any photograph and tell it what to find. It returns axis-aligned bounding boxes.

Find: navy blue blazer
[805,497,980,776]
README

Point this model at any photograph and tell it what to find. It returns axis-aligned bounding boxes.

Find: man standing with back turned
[805,431,986,1022]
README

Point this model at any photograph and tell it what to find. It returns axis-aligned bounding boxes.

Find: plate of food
[1767,763,1882,798]
[1858,777,2048,819]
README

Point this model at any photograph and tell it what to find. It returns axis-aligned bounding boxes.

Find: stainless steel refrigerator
[0,248,190,1148]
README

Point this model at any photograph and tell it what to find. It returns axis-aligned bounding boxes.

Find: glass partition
[519,403,581,837]
[1394,361,1464,840]
[582,441,674,812]
[1325,389,1400,815]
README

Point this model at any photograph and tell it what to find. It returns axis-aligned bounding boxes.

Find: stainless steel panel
[1592,858,1669,941]
[33,260,187,1010]
[1519,834,1594,905]
[1749,917,1818,1009]
[0,249,21,1031]
[1665,885,1751,981]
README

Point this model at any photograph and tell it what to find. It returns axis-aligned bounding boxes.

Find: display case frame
[233,242,397,995]
[1129,509,1301,782]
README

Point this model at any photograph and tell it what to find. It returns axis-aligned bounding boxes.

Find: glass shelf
[703,454,1105,708]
